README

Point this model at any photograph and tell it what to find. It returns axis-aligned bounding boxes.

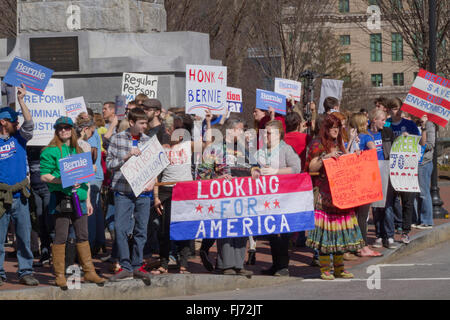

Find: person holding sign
[0,84,40,287]
[106,108,155,284]
[40,117,105,290]
[305,114,364,280]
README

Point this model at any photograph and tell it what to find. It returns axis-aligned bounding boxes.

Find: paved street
[169,240,450,300]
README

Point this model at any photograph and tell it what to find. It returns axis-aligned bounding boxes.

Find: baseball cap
[0,107,19,122]
[142,98,162,110]
[53,116,74,129]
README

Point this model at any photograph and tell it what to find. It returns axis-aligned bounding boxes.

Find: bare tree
[0,0,17,38]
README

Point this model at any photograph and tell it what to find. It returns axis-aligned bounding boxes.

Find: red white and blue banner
[3,57,54,96]
[401,69,450,128]
[170,173,315,240]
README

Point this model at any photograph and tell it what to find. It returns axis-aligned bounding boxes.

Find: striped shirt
[106,129,150,195]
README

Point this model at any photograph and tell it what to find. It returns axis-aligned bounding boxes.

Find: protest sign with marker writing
[324,149,383,209]
[186,65,227,116]
[389,135,421,192]
[121,72,158,103]
[401,69,450,127]
[170,173,315,240]
[3,57,54,96]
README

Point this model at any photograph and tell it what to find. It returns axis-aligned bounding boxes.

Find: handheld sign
[121,72,158,103]
[323,149,383,209]
[226,87,243,113]
[64,97,87,121]
[170,173,315,240]
[274,78,301,102]
[120,136,170,197]
[3,57,54,96]
[59,152,95,189]
[186,64,227,116]
[17,78,65,146]
[256,89,286,115]
[389,135,421,192]
[401,69,450,127]
[115,95,127,120]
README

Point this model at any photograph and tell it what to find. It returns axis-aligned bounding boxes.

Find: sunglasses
[56,125,72,131]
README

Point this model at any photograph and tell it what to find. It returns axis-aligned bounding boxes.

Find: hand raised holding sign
[17,83,27,100]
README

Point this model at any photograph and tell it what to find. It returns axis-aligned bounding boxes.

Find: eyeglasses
[56,125,72,131]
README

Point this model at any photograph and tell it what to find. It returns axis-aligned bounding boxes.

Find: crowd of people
[0,87,436,288]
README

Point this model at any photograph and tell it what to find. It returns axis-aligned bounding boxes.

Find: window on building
[393,73,404,86]
[342,75,352,87]
[370,34,382,62]
[371,74,383,87]
[339,0,349,13]
[392,33,403,61]
[342,53,351,63]
[368,0,378,5]
[340,35,351,45]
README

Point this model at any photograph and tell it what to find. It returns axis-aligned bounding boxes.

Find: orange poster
[323,149,383,209]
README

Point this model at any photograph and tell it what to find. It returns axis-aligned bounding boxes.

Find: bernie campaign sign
[274,78,302,102]
[3,57,54,96]
[64,97,87,121]
[256,89,286,115]
[170,173,315,240]
[401,69,449,127]
[186,65,227,117]
[59,152,95,189]
[226,87,243,113]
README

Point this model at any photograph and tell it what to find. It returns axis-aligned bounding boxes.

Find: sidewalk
[0,184,449,297]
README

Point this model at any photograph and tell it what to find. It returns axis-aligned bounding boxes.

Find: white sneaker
[383,238,399,249]
[416,224,433,230]
[372,238,383,248]
[411,224,418,228]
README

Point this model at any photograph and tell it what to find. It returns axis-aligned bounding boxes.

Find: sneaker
[261,266,276,276]
[372,238,383,248]
[168,255,178,268]
[320,271,335,280]
[334,270,354,279]
[273,268,290,277]
[411,224,418,228]
[416,224,433,230]
[383,238,399,249]
[395,227,402,234]
[223,268,237,275]
[199,250,214,272]
[19,274,39,286]
[133,265,151,285]
[0,277,5,286]
[109,268,133,282]
[401,233,410,244]
[235,268,253,277]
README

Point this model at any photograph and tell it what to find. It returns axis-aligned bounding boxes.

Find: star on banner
[208,205,215,213]
[196,204,203,213]
[273,200,280,208]
[264,201,271,209]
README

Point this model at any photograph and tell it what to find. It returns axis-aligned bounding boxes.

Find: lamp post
[428,0,447,219]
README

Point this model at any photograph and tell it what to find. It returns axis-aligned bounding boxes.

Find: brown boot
[76,241,106,286]
[52,244,68,290]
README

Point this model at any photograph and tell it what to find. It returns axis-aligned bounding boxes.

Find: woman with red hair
[305,114,364,280]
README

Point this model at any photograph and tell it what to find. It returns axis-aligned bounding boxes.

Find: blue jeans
[381,182,396,239]
[0,197,34,279]
[418,161,434,225]
[114,193,151,272]
[104,189,115,232]
[88,180,106,248]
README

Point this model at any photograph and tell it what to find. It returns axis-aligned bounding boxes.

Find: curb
[352,221,450,272]
[0,273,297,300]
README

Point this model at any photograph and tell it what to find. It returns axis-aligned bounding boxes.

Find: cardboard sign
[185,64,227,116]
[371,160,390,208]
[121,72,158,103]
[59,152,95,189]
[256,89,286,115]
[64,97,87,121]
[3,57,54,96]
[17,78,65,146]
[401,69,450,127]
[170,173,315,240]
[274,78,301,102]
[324,149,383,209]
[226,87,242,113]
[120,136,170,197]
[389,135,421,192]
[115,95,127,120]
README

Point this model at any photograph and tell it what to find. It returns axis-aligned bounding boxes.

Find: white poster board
[121,72,158,103]
[274,78,301,102]
[389,135,421,192]
[17,78,65,146]
[120,136,170,197]
[318,79,344,114]
[64,96,87,121]
[371,160,390,208]
[185,64,227,117]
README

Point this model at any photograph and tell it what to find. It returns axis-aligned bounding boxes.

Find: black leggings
[157,186,190,269]
[53,212,88,245]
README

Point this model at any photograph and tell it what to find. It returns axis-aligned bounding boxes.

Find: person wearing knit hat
[0,84,40,287]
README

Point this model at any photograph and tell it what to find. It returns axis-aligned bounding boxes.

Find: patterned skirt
[306,209,365,255]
